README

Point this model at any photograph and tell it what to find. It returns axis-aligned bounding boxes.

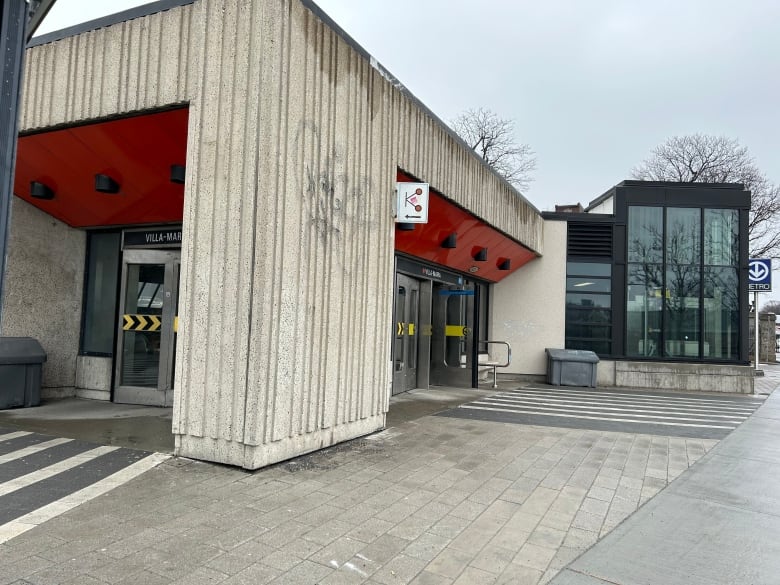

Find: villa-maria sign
[748,258,772,292]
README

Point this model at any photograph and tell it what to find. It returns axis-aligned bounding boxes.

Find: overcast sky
[36,0,780,298]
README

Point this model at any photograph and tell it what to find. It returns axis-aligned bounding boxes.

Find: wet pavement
[0,399,174,453]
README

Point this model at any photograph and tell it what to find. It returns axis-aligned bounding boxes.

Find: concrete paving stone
[426,547,475,580]
[301,518,353,546]
[282,536,324,558]
[371,553,428,585]
[428,514,471,540]
[527,524,567,550]
[579,497,609,517]
[408,570,454,585]
[549,545,585,571]
[38,535,115,564]
[495,562,544,585]
[538,510,572,533]
[585,485,614,503]
[388,514,437,542]
[468,544,515,575]
[414,501,452,523]
[170,566,229,585]
[451,566,497,585]
[336,503,384,526]
[358,535,410,566]
[434,488,470,507]
[513,542,557,572]
[225,538,276,563]
[468,480,513,506]
[255,520,310,546]
[0,556,53,585]
[60,574,107,585]
[562,527,599,549]
[206,521,267,551]
[258,548,304,572]
[449,499,487,521]
[376,501,421,524]
[268,559,331,585]
[520,487,559,516]
[205,550,262,576]
[448,515,507,554]
[220,562,280,585]
[318,565,369,585]
[308,536,366,567]
[402,532,451,563]
[480,500,520,522]
[346,517,397,544]
[571,509,604,533]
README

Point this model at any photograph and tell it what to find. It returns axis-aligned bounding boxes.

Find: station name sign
[123,227,183,249]
[397,257,462,286]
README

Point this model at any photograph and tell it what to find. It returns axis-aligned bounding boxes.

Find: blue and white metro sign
[748,258,772,292]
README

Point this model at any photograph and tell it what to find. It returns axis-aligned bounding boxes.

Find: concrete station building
[3,0,754,469]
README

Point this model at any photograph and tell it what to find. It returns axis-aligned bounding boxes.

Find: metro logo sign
[748,258,772,292]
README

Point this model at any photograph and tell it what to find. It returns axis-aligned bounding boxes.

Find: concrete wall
[1,198,85,395]
[598,360,754,394]
[75,356,112,400]
[588,196,614,215]
[491,219,566,376]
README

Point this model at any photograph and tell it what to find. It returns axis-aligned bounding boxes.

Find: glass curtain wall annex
[626,206,740,360]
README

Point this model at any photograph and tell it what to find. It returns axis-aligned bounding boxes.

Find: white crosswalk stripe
[447,386,764,438]
[0,427,169,545]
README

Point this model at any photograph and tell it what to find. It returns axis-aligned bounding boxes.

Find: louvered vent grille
[567,223,612,257]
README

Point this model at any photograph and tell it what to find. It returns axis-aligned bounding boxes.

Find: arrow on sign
[404,215,421,219]
[749,261,770,281]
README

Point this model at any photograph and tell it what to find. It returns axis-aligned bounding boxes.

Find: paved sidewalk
[0,377,772,585]
[551,365,780,585]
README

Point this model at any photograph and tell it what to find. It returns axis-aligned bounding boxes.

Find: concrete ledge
[175,414,386,470]
[75,388,110,401]
[604,360,754,394]
[41,386,76,399]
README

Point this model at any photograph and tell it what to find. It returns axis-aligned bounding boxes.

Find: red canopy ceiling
[395,171,537,283]
[14,107,189,228]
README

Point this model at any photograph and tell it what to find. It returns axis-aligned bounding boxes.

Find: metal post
[754,291,760,368]
[0,0,29,331]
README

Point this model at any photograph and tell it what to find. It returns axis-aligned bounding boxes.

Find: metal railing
[478,341,512,388]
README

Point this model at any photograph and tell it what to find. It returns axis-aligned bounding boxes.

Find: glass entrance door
[393,273,421,395]
[114,249,180,406]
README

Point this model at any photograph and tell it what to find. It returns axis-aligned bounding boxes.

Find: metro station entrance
[392,256,497,395]
[114,249,181,406]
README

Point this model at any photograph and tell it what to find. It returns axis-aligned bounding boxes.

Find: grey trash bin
[545,348,599,388]
[0,337,47,409]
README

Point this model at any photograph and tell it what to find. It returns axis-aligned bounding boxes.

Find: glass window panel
[567,262,611,277]
[703,267,739,359]
[567,278,611,293]
[626,284,662,357]
[566,307,611,324]
[666,208,701,266]
[566,293,611,308]
[665,267,701,358]
[628,206,663,263]
[704,209,739,266]
[566,339,611,355]
[81,232,121,355]
[566,324,611,339]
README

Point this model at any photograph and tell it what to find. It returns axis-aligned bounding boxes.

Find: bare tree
[761,300,780,315]
[632,134,780,257]
[451,108,536,192]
